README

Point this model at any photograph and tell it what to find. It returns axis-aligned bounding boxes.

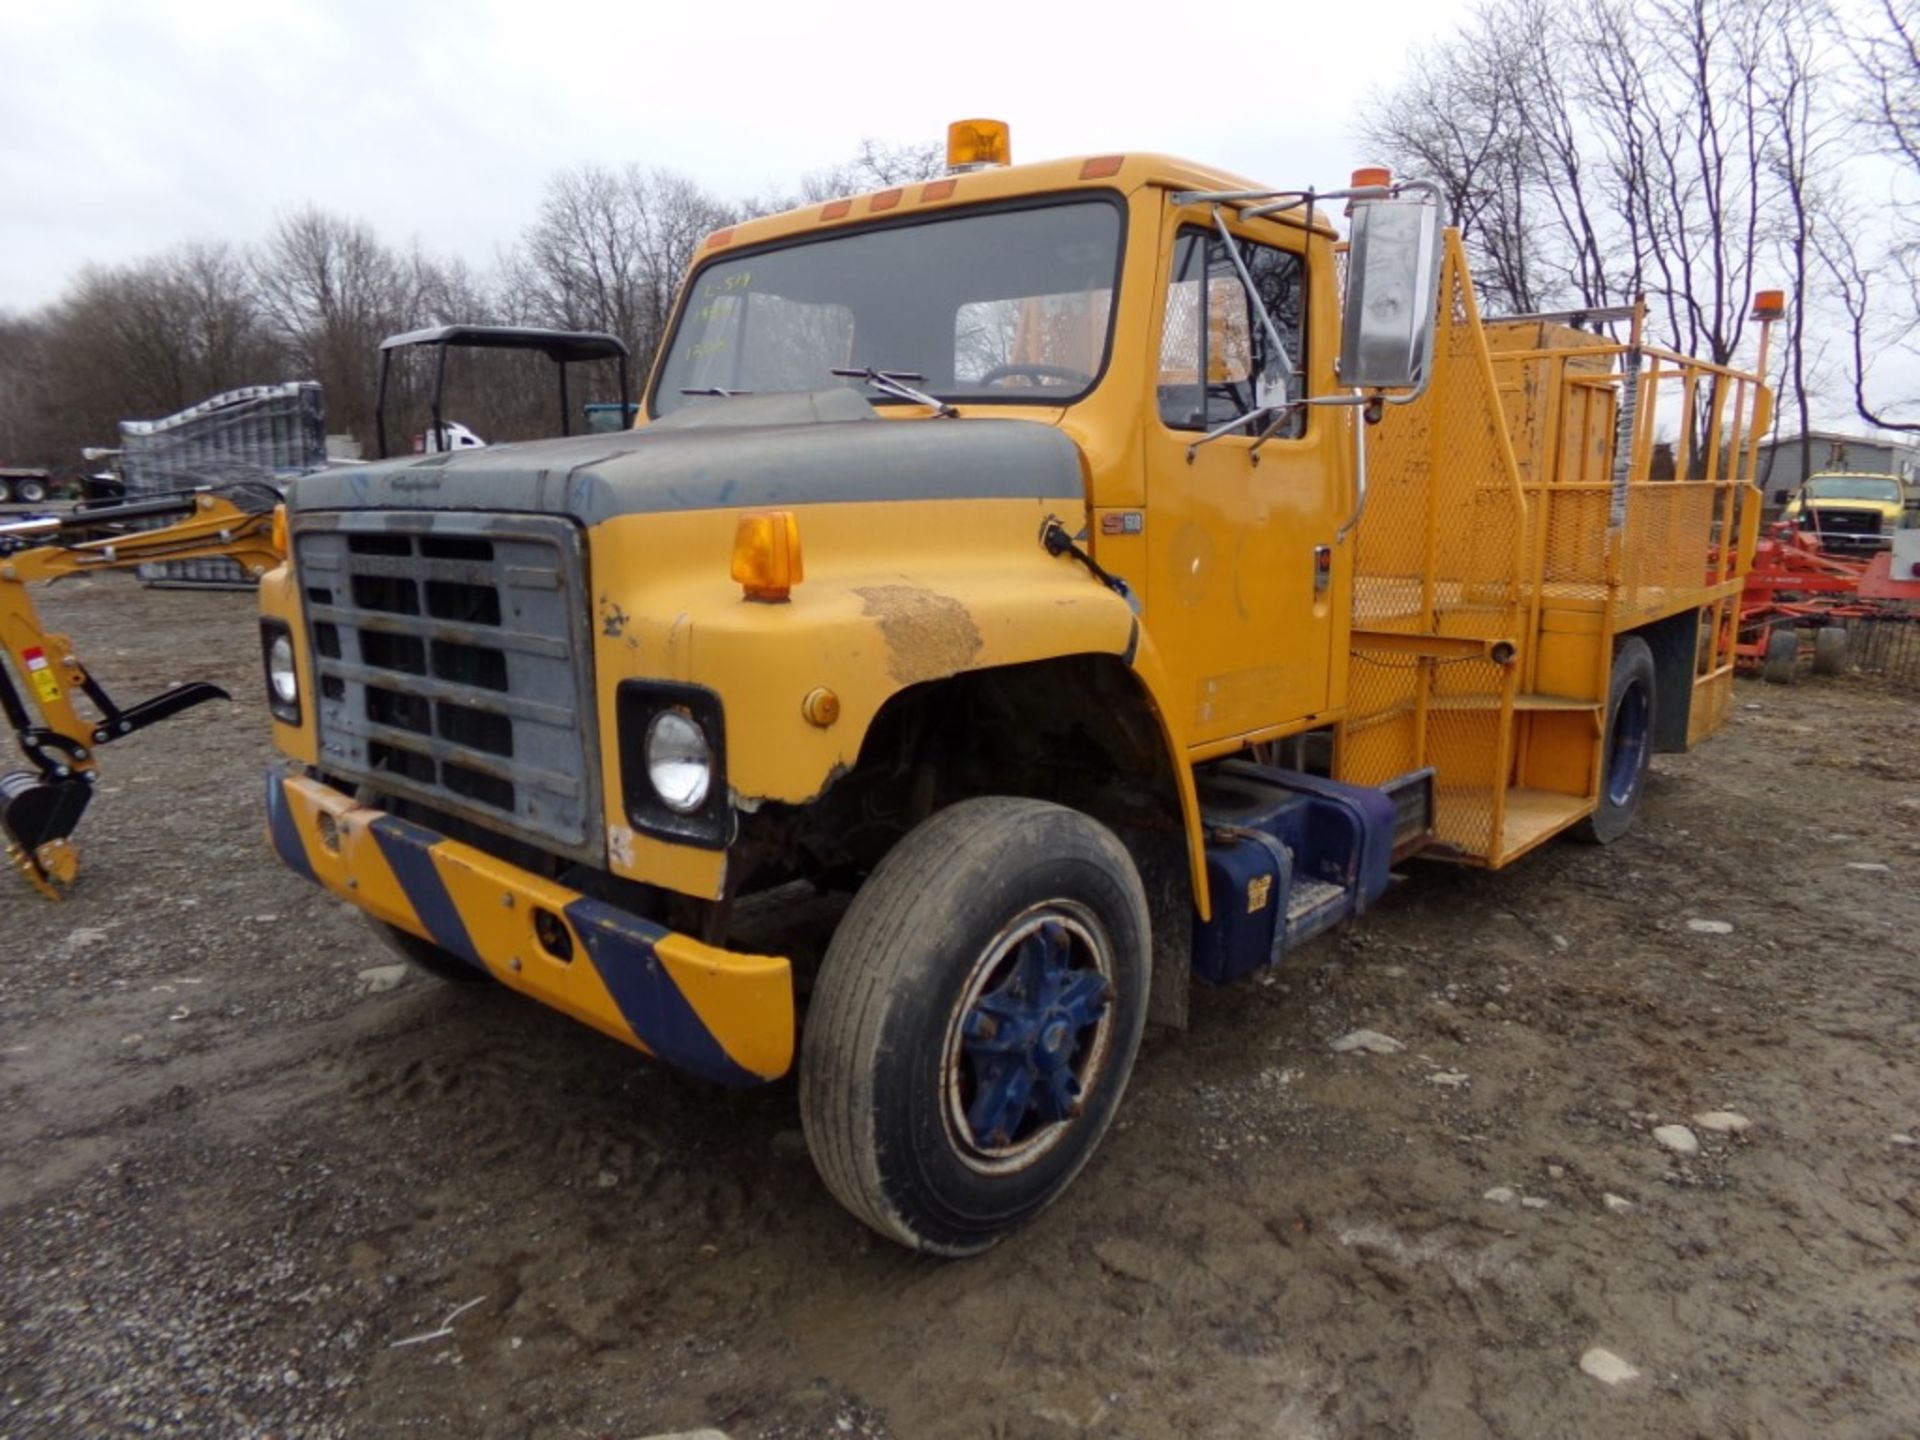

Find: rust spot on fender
[854,585,983,686]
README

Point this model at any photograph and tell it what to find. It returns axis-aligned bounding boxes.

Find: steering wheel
[974,362,1095,389]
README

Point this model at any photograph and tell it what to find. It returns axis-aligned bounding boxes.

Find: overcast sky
[0,0,1466,308]
[2,0,1912,435]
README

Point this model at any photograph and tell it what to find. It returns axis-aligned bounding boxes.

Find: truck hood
[289,389,1085,521]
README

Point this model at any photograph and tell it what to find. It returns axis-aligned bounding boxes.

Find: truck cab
[257,124,1767,1254]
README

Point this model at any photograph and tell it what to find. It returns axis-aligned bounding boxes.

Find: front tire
[800,797,1150,1256]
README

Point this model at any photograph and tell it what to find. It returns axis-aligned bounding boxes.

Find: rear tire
[1572,636,1656,845]
[14,476,47,504]
[1762,627,1799,685]
[371,918,493,984]
[800,797,1150,1256]
[1812,625,1848,676]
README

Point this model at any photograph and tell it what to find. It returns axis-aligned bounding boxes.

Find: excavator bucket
[1,770,89,899]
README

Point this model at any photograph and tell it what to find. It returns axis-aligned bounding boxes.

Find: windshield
[1807,475,1901,501]
[652,199,1123,417]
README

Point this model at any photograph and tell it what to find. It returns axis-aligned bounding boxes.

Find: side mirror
[1338,195,1443,392]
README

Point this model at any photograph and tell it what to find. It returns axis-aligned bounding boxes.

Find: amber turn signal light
[731,509,804,602]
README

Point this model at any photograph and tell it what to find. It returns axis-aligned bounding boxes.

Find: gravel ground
[3,576,1918,1439]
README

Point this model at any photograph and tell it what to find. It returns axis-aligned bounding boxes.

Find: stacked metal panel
[118,382,327,587]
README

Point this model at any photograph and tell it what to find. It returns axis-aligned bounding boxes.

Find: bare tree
[1360,0,1559,312]
[1824,0,1920,431]
[0,245,278,467]
[254,209,419,449]
[0,312,59,467]
[510,165,735,375]
[1367,0,1843,467]
[1755,0,1847,475]
[5,134,959,465]
[803,137,946,199]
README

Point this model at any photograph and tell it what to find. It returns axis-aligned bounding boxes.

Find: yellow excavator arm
[0,486,285,898]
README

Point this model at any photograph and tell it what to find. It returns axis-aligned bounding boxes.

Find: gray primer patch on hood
[290,390,1085,521]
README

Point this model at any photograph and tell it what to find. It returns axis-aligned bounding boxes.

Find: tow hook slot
[533,906,575,963]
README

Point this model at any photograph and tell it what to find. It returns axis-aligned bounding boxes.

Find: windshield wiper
[680,386,748,398]
[831,367,958,418]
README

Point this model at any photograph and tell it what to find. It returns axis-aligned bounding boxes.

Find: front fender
[589,497,1212,915]
[591,498,1130,803]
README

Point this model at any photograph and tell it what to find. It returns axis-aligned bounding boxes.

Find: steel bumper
[265,768,792,1085]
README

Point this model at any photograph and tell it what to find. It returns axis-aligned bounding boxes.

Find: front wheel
[800,797,1150,1256]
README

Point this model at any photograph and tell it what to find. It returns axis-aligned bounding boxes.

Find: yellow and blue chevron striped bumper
[265,768,792,1086]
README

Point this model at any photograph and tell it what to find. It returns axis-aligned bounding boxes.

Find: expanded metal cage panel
[1343,238,1529,862]
[295,513,603,863]
[1343,237,1767,866]
[1620,481,1721,624]
[1352,303,1528,641]
[1344,648,1510,859]
[119,383,328,587]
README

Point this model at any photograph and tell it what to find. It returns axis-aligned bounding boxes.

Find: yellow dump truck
[257,123,1776,1253]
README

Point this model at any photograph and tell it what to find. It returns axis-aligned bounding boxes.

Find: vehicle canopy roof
[378,325,630,364]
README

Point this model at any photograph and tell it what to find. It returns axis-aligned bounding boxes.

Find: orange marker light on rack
[1350,165,1393,191]
[946,119,1011,170]
[1749,289,1786,321]
[730,510,804,602]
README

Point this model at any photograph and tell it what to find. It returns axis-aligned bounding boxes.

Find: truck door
[1142,211,1342,748]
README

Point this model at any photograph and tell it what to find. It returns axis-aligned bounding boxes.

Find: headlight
[269,634,298,704]
[617,681,729,849]
[261,622,300,724]
[646,709,712,813]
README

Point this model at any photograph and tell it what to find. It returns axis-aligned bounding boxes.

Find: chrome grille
[295,513,602,862]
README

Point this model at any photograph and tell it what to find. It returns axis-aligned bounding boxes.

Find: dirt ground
[2,576,1917,1440]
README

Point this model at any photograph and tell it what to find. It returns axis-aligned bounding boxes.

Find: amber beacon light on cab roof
[239,120,1783,1254]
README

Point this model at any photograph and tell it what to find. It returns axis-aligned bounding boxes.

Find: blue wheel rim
[1606,678,1652,808]
[943,904,1115,1173]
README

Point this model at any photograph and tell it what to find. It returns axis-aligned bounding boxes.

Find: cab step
[1190,762,1433,985]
